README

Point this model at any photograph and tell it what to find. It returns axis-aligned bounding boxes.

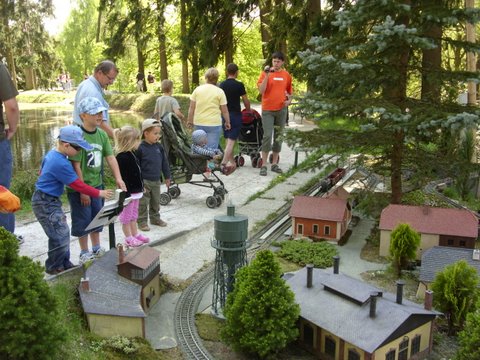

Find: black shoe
[15,234,24,245]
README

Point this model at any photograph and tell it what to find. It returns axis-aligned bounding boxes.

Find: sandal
[271,164,283,174]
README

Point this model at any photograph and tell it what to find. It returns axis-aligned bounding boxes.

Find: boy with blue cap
[32,125,113,275]
[67,97,126,264]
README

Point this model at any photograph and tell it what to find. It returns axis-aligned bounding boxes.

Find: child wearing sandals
[114,126,149,247]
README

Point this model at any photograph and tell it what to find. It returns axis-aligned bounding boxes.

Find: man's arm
[187,100,196,126]
[257,72,269,95]
[241,94,251,111]
[4,97,19,140]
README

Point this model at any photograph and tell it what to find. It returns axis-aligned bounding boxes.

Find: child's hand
[99,189,114,199]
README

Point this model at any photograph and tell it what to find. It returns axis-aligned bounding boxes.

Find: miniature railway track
[174,165,354,359]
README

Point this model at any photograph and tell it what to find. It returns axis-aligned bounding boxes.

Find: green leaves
[276,239,338,268]
[389,223,420,276]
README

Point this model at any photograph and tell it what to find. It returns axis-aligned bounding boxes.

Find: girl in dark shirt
[114,126,149,247]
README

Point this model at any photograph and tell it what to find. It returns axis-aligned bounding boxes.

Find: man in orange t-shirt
[257,51,293,176]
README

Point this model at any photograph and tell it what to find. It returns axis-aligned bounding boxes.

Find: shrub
[0,227,65,359]
[456,299,480,360]
[10,169,37,201]
[222,250,300,359]
[276,239,338,268]
[389,223,420,277]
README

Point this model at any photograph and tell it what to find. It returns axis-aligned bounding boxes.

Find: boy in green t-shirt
[67,97,126,264]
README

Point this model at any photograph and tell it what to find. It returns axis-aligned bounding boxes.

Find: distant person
[147,72,155,84]
[187,68,231,150]
[136,71,145,92]
[68,97,126,264]
[73,60,119,138]
[0,62,19,235]
[219,63,251,173]
[137,119,171,231]
[257,51,293,176]
[32,125,113,275]
[114,126,149,247]
[154,79,185,121]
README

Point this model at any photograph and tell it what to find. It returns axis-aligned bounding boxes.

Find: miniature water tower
[211,204,249,315]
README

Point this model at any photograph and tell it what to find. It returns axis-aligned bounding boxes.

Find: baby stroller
[236,109,264,168]
[158,112,228,208]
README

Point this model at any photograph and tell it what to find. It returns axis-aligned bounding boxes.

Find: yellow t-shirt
[190,84,227,126]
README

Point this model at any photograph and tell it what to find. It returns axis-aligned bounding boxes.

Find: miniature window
[385,349,395,360]
[460,240,466,247]
[411,335,421,355]
[447,239,454,246]
[398,337,409,360]
[347,349,360,360]
[324,225,330,236]
[325,336,336,357]
[313,224,319,234]
[131,268,144,280]
[298,224,304,235]
[303,323,314,347]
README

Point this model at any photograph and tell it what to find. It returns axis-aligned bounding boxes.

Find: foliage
[432,260,480,335]
[456,298,480,360]
[276,239,338,268]
[9,169,37,201]
[389,223,420,277]
[222,250,300,359]
[0,227,65,359]
[355,191,391,219]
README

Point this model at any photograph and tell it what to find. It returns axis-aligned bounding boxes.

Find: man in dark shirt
[219,63,251,172]
[0,62,19,234]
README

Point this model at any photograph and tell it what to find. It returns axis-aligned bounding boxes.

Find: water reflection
[12,108,145,174]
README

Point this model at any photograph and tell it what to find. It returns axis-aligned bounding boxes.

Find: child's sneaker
[92,247,106,258]
[79,251,95,264]
[125,236,143,247]
[135,234,150,243]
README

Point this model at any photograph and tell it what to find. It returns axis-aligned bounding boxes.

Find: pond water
[11,107,146,174]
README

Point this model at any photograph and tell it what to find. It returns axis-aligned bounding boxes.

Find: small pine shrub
[276,239,338,268]
[0,227,65,359]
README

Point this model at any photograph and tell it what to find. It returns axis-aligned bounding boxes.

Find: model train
[319,167,346,192]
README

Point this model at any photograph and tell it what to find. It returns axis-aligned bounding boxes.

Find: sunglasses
[70,144,82,151]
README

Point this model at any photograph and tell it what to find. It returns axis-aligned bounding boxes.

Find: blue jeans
[67,189,104,237]
[0,139,14,233]
[194,125,222,150]
[32,190,72,272]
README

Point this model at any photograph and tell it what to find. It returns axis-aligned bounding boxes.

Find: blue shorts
[223,112,242,140]
[67,188,104,237]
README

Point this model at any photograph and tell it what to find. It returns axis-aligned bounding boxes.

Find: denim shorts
[67,188,104,237]
[223,112,242,140]
[32,190,72,272]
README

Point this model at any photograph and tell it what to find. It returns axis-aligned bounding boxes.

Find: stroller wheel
[168,186,181,199]
[214,186,226,199]
[257,158,264,168]
[206,196,218,209]
[238,156,245,167]
[214,195,223,207]
[160,192,172,205]
[252,156,258,168]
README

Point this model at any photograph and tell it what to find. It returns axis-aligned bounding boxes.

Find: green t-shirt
[68,127,113,190]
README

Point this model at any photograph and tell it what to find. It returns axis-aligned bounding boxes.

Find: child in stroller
[191,129,236,176]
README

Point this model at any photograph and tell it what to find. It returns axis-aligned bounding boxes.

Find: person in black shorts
[219,63,251,174]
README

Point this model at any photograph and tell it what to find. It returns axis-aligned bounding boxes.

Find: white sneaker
[79,251,95,264]
[93,247,105,258]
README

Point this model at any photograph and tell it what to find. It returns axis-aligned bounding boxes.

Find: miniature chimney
[81,277,90,292]
[473,249,480,261]
[117,243,125,263]
[396,280,405,305]
[333,255,340,274]
[369,292,378,318]
[306,264,314,288]
[424,290,433,310]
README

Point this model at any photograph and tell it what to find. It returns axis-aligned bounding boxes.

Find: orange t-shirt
[257,69,293,111]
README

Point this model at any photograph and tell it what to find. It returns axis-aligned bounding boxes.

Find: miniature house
[289,196,351,242]
[285,261,439,360]
[78,245,162,338]
[379,204,478,259]
[417,246,480,298]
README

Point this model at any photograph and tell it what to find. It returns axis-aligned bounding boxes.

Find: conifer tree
[432,260,479,335]
[456,298,480,360]
[389,223,420,277]
[222,250,300,358]
[0,227,65,359]
[291,0,480,203]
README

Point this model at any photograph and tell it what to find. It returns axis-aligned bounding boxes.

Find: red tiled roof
[379,204,478,238]
[124,246,160,269]
[289,196,347,221]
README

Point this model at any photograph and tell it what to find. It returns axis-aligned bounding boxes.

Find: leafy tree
[432,260,479,335]
[291,0,480,204]
[0,227,65,359]
[389,223,420,277]
[222,250,300,359]
[456,298,480,360]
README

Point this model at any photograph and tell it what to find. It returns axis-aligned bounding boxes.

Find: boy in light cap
[32,125,113,275]
[137,118,171,231]
[67,97,126,264]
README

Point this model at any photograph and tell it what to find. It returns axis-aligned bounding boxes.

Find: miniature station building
[78,245,162,338]
[289,196,352,242]
[417,246,480,298]
[379,204,478,259]
[285,258,439,360]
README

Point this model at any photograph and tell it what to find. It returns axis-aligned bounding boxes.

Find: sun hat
[78,97,107,115]
[191,129,207,145]
[58,125,93,151]
[142,118,161,132]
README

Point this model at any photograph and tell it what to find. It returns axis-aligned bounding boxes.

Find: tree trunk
[24,67,36,90]
[191,48,200,88]
[224,13,234,65]
[466,0,476,105]
[180,0,189,93]
[259,0,272,60]
[156,0,168,80]
[421,18,442,102]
